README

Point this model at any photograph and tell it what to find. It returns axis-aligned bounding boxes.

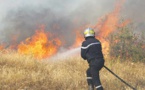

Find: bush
[108,26,145,62]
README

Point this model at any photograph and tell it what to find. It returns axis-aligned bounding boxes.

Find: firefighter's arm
[81,42,87,60]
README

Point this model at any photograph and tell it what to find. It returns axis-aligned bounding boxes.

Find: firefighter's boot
[95,85,103,90]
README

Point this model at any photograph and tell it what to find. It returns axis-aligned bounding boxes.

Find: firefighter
[81,28,104,90]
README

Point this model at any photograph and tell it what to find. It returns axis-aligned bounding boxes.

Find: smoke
[122,0,145,31]
[123,0,145,22]
[0,0,116,47]
[2,7,74,46]
[0,0,145,47]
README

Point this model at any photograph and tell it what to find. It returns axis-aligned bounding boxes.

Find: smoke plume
[0,0,145,47]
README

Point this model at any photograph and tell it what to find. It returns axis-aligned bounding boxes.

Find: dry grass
[0,51,145,90]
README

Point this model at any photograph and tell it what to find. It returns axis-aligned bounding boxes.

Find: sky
[0,0,145,45]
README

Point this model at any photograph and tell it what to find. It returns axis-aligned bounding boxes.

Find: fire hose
[103,65,137,90]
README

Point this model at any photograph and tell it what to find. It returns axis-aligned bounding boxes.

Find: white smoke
[0,0,144,46]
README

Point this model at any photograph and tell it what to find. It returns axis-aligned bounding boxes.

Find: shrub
[108,25,145,62]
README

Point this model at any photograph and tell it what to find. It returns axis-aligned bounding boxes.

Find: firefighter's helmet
[83,28,95,38]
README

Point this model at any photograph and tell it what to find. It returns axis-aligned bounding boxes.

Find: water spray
[104,65,137,90]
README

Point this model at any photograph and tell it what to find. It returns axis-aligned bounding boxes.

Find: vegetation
[0,51,145,90]
[109,26,145,62]
[0,24,145,90]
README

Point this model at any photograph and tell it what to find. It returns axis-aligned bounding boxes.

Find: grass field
[0,51,145,90]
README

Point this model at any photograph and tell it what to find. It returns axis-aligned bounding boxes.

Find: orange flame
[0,45,4,50]
[17,26,62,59]
[73,31,83,47]
[73,0,127,55]
[1,0,129,59]
[95,0,126,38]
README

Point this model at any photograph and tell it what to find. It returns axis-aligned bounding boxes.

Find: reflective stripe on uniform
[87,77,92,79]
[95,85,102,89]
[81,42,100,49]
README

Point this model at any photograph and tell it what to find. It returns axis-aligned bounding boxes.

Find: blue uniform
[81,37,104,90]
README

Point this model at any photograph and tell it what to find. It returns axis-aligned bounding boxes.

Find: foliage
[109,25,145,62]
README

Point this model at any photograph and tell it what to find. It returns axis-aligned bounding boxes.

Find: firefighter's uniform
[81,28,104,90]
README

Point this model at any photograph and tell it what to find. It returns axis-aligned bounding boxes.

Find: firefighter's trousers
[86,58,104,90]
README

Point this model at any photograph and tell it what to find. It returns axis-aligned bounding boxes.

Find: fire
[73,0,127,55]
[95,0,126,38]
[73,31,83,47]
[1,0,129,59]
[17,26,62,59]
[72,27,85,48]
[0,45,4,50]
[95,0,127,54]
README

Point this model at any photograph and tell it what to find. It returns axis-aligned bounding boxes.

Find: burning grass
[0,51,145,90]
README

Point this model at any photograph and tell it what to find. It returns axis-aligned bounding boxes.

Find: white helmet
[83,28,95,38]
